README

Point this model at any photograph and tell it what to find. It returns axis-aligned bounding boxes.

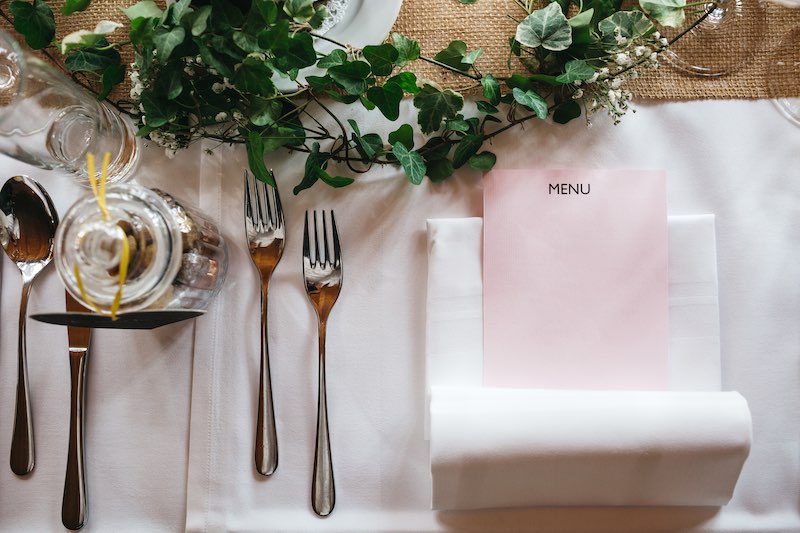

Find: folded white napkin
[425,215,752,509]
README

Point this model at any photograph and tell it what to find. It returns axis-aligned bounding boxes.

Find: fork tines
[303,210,341,269]
[245,170,284,233]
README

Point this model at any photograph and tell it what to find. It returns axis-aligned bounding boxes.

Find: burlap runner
[2,0,797,101]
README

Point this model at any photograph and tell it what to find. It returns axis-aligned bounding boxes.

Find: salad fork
[244,170,285,476]
[302,210,342,517]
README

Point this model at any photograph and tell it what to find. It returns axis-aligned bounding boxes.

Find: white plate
[274,0,404,92]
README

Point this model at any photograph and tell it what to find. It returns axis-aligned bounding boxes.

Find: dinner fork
[302,210,342,517]
[244,170,285,476]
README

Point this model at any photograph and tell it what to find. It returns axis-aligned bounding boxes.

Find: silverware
[302,210,342,517]
[0,176,59,475]
[62,291,91,531]
[244,170,285,476]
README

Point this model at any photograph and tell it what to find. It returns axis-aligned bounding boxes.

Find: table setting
[0,0,797,532]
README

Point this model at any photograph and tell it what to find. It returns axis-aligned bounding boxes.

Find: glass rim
[0,28,28,120]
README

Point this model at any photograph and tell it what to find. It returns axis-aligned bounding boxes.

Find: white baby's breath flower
[215,112,228,122]
[165,147,177,159]
[211,82,225,94]
[572,88,584,99]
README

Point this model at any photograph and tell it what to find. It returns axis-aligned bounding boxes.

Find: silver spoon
[0,176,59,476]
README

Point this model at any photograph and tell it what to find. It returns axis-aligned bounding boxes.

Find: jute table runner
[3,0,797,100]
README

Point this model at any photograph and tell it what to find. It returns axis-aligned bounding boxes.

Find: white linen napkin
[425,215,752,509]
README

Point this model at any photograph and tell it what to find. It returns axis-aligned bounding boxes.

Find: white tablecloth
[0,99,798,532]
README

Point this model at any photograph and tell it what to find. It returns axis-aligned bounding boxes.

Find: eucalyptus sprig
[0,0,712,193]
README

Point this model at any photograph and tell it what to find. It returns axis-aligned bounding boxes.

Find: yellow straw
[75,151,130,320]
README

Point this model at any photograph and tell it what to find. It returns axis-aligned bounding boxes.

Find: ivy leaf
[388,124,414,150]
[294,142,352,193]
[62,0,91,16]
[318,49,347,68]
[515,2,572,51]
[568,8,594,28]
[319,173,354,188]
[391,32,420,68]
[387,72,419,94]
[598,11,657,50]
[555,59,595,84]
[512,87,549,119]
[468,151,496,171]
[280,32,317,70]
[553,100,582,124]
[248,97,282,126]
[481,73,501,105]
[187,4,211,35]
[153,26,186,62]
[61,20,122,54]
[434,40,481,71]
[476,101,498,114]
[283,0,315,22]
[363,43,399,77]
[413,82,465,134]
[452,134,484,168]
[246,131,276,187]
[65,42,120,72]
[328,61,371,95]
[349,120,383,162]
[366,83,403,121]
[392,142,426,185]
[425,158,454,182]
[99,62,125,100]
[122,0,163,20]
[139,91,175,128]
[233,57,276,97]
[585,0,623,24]
[639,0,685,27]
[10,0,56,50]
[421,136,451,161]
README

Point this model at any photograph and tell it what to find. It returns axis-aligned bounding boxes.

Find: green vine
[0,0,711,193]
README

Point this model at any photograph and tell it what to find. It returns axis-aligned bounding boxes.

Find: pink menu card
[483,169,669,390]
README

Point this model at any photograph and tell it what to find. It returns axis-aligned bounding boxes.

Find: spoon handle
[11,279,34,476]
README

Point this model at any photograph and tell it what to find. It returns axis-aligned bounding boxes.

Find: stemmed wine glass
[767,28,800,127]
[660,0,767,77]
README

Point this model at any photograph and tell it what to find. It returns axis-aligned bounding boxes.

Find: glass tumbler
[0,29,139,185]
[54,184,227,314]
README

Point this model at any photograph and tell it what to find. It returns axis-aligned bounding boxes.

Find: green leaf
[387,72,419,94]
[452,134,484,168]
[328,61,371,95]
[320,173,354,188]
[349,120,383,162]
[10,0,55,50]
[512,87,549,119]
[476,101,498,114]
[168,0,191,24]
[412,82,465,134]
[139,91,173,128]
[308,6,328,29]
[318,49,347,68]
[366,83,403,121]
[638,0,685,27]
[421,136,451,161]
[60,20,122,54]
[249,97,282,126]
[480,73,501,105]
[553,100,582,124]
[197,42,233,78]
[62,0,91,16]
[425,158,454,182]
[446,118,470,133]
[186,4,211,35]
[598,11,657,50]
[65,43,120,72]
[363,43,399,77]
[153,26,185,63]
[392,142,426,185]
[283,0,315,22]
[433,40,481,71]
[253,0,279,23]
[233,30,260,53]
[246,131,276,187]
[555,59,595,84]
[568,8,594,28]
[233,57,276,97]
[515,2,572,51]
[122,1,163,20]
[161,66,183,99]
[468,151,496,171]
[98,62,124,100]
[274,31,317,71]
[585,0,623,24]
[391,32,420,68]
[388,124,414,150]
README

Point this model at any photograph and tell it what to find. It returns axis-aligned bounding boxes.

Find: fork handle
[312,321,335,517]
[255,284,278,476]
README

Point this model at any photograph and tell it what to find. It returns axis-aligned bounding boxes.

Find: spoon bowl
[0,175,59,475]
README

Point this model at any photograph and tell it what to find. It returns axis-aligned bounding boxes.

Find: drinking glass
[0,29,139,185]
[661,0,766,77]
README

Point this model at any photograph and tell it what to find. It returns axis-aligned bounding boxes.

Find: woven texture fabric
[1,0,797,101]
